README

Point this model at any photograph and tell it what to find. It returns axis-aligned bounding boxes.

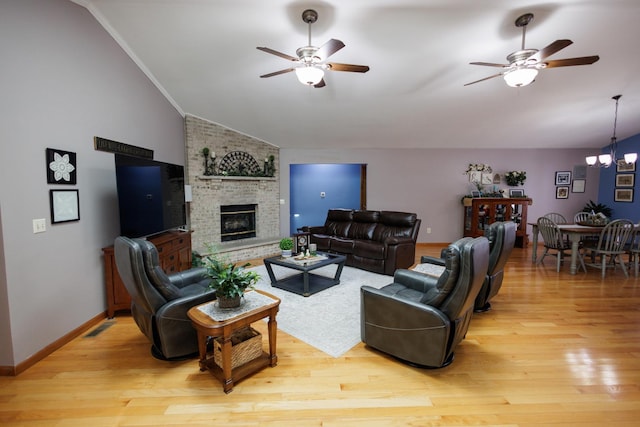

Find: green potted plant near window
[202,254,260,309]
[279,237,293,257]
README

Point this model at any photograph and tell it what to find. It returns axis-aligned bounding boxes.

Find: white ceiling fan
[257,9,369,88]
[465,13,599,87]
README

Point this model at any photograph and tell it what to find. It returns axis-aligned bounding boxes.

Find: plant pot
[217,294,242,309]
[281,249,292,258]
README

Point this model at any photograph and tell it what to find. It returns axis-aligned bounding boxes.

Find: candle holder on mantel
[201,147,216,176]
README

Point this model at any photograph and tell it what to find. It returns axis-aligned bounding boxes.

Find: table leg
[221,334,234,393]
[531,224,539,263]
[264,261,277,285]
[567,233,581,275]
[196,332,207,371]
[303,271,310,296]
[267,312,278,367]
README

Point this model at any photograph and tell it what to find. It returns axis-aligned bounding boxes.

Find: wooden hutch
[463,197,532,247]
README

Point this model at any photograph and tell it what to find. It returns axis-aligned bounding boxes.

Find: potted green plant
[202,254,260,308]
[582,200,612,218]
[279,237,293,257]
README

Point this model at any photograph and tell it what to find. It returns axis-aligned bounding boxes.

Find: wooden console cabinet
[102,230,192,317]
[463,197,532,247]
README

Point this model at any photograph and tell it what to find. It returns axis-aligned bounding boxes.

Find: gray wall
[0,0,184,366]
[279,149,601,242]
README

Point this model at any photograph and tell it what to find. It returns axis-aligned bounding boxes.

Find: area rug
[250,264,390,357]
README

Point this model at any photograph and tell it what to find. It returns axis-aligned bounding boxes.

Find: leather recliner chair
[421,221,516,312]
[360,236,489,368]
[114,236,216,360]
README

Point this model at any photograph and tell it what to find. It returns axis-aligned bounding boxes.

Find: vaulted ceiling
[74,0,640,150]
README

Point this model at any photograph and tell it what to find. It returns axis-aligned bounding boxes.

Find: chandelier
[586,95,637,167]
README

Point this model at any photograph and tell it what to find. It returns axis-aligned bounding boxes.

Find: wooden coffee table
[187,290,280,393]
[263,252,346,297]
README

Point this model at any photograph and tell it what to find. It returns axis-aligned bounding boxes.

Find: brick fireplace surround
[185,115,280,263]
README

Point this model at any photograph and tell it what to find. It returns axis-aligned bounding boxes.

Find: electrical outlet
[33,218,46,233]
[426,227,432,234]
[320,191,326,198]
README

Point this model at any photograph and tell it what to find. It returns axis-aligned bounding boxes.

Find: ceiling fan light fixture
[503,68,538,87]
[295,65,324,85]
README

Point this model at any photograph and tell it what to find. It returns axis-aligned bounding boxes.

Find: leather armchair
[361,236,489,368]
[114,236,216,360]
[420,221,516,312]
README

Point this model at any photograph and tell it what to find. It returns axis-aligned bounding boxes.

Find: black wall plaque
[94,136,154,159]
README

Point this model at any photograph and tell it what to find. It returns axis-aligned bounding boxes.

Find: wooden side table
[187,290,280,393]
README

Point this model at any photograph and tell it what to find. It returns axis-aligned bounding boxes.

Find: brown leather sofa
[301,209,421,275]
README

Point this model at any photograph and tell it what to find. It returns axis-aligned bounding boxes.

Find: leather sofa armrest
[168,267,207,289]
[156,289,217,320]
[393,269,439,294]
[420,255,446,266]
[383,236,414,245]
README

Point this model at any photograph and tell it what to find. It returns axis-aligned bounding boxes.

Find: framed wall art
[616,159,636,173]
[571,179,586,193]
[46,148,77,184]
[509,189,524,197]
[50,189,80,223]
[614,188,634,202]
[556,186,569,199]
[615,174,635,187]
[555,171,571,186]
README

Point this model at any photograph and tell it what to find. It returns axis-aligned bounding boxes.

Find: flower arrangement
[504,170,526,186]
[463,163,492,174]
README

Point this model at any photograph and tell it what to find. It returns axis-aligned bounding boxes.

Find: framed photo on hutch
[509,189,524,197]
[555,171,571,186]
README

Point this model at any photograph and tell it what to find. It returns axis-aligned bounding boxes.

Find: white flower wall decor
[46,148,77,184]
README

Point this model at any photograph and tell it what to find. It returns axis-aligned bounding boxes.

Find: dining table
[530,222,603,275]
[530,221,640,275]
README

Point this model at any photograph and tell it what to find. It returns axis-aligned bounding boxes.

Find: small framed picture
[573,165,587,179]
[481,173,493,185]
[571,179,586,193]
[470,190,481,198]
[614,188,634,202]
[469,171,481,183]
[50,189,80,223]
[556,186,569,199]
[492,173,501,184]
[615,174,635,187]
[616,159,636,173]
[46,148,77,185]
[555,171,571,185]
[509,189,524,197]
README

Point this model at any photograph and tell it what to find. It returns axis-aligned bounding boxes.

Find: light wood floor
[2,244,640,426]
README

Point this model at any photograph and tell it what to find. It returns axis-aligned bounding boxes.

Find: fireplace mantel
[197,175,276,182]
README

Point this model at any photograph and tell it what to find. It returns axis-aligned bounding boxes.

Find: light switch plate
[33,218,46,233]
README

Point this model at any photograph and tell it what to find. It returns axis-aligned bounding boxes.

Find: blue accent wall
[597,133,640,221]
[290,164,362,232]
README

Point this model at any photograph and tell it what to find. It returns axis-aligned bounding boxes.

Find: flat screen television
[114,154,186,238]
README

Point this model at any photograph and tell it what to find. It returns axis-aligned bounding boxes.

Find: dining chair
[626,225,640,277]
[536,217,585,273]
[543,212,568,224]
[582,219,635,278]
[574,212,592,223]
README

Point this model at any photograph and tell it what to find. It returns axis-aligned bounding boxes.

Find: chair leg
[601,256,607,279]
[615,255,629,278]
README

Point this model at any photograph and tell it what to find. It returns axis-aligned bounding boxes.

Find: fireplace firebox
[220,204,257,242]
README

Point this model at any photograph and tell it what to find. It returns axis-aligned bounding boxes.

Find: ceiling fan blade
[314,79,326,88]
[315,39,345,61]
[544,55,600,68]
[256,46,298,62]
[464,73,503,86]
[527,39,573,63]
[327,62,370,73]
[470,61,510,68]
[259,68,295,78]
